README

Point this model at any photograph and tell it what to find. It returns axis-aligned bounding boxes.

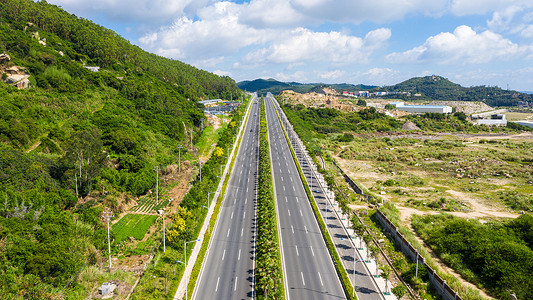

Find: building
[476,114,507,126]
[390,102,453,114]
[198,99,222,107]
[84,66,100,72]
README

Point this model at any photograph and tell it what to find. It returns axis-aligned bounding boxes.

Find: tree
[380,265,391,294]
[357,99,367,106]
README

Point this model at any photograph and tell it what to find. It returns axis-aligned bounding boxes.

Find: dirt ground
[339,132,533,299]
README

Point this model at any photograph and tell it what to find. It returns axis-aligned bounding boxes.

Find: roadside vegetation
[412,213,533,299]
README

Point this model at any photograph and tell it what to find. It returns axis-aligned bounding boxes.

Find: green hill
[0,0,241,298]
[376,75,532,106]
[237,78,376,95]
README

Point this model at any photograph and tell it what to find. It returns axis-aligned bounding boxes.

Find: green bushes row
[256,98,284,299]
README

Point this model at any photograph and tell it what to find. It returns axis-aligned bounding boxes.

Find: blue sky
[46,0,533,90]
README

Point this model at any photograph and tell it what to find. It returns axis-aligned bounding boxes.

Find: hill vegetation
[240,76,533,107]
[237,78,376,95]
[376,75,532,107]
[0,0,241,298]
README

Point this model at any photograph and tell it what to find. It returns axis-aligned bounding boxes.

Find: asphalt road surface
[265,94,347,300]
[193,94,260,300]
[270,93,384,300]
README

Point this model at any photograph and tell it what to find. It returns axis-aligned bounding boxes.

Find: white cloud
[289,0,448,24]
[275,71,308,82]
[386,25,528,64]
[213,70,231,77]
[243,27,390,65]
[319,70,346,80]
[362,68,402,85]
[139,2,272,60]
[49,0,194,23]
[521,24,533,38]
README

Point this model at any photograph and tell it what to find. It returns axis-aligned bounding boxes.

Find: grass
[112,214,158,244]
[196,125,220,158]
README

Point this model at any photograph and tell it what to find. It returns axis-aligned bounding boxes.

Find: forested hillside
[237,78,376,95]
[375,75,532,106]
[0,0,241,298]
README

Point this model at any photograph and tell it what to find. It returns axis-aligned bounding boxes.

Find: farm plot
[112,214,158,244]
[132,196,169,213]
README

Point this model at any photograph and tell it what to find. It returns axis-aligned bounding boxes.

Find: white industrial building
[390,102,453,114]
[476,114,507,126]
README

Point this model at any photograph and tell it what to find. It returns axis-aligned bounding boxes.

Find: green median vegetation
[256,97,285,299]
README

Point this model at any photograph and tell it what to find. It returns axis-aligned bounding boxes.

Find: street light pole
[353,246,356,297]
[103,211,113,270]
[162,208,166,252]
[177,144,183,173]
[154,166,160,205]
[184,239,200,300]
[199,160,202,182]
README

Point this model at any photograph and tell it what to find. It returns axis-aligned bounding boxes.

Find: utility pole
[162,208,166,252]
[154,166,160,205]
[199,160,202,182]
[103,211,113,270]
[177,144,183,173]
[189,129,193,149]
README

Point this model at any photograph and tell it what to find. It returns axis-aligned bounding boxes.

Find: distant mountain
[237,78,376,95]
[375,75,532,107]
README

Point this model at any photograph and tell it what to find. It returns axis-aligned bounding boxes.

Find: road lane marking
[285,196,288,202]
[310,246,315,257]
[243,211,246,219]
[288,209,291,216]
[300,209,303,216]
[301,272,305,286]
[296,197,299,203]
[216,277,220,291]
[290,177,293,182]
[318,272,323,286]
[234,277,238,291]
[292,186,295,191]
[227,228,231,237]
[304,225,308,233]
[295,245,299,256]
[291,225,294,234]
[245,198,248,204]
[238,248,241,260]
[283,186,285,191]
[222,249,226,260]
[241,228,244,236]
[231,211,233,219]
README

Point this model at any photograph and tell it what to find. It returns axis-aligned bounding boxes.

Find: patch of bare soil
[160,161,194,215]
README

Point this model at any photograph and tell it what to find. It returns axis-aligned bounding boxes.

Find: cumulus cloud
[48,0,195,23]
[386,25,528,64]
[242,27,390,65]
[139,2,272,60]
[319,70,346,80]
[289,0,448,24]
[274,71,309,82]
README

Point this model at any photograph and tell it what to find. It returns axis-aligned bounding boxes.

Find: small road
[264,93,347,300]
[193,94,260,300]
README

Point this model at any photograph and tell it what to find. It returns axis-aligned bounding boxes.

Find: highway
[193,94,260,300]
[264,94,347,300]
[269,93,384,300]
